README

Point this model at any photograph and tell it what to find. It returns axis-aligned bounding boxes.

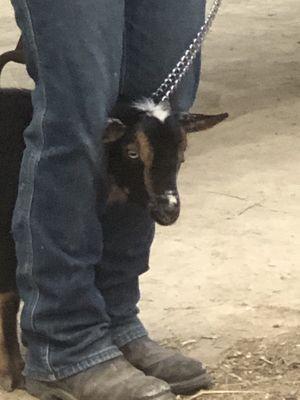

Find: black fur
[144,115,183,195]
[0,89,31,292]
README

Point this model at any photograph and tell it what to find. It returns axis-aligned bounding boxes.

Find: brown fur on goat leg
[0,292,24,392]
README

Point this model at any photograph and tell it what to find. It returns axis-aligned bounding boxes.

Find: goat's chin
[150,209,180,226]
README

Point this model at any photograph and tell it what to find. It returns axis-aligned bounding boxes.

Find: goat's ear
[103,118,126,143]
[179,112,229,133]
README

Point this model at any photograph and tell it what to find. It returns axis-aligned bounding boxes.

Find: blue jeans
[11,0,206,381]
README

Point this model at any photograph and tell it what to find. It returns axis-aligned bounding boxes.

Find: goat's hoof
[15,374,25,390]
[0,373,14,392]
[0,368,24,392]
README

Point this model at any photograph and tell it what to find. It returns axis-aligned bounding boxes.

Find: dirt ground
[0,0,299,399]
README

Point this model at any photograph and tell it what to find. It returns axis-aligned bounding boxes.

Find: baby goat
[0,88,227,391]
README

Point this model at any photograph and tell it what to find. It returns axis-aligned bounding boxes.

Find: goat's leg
[0,291,24,392]
[0,293,11,391]
[5,292,24,389]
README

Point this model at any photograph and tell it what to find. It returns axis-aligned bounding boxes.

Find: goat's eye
[128,150,139,159]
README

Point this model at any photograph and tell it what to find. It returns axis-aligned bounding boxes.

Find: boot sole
[169,372,213,395]
[26,381,77,400]
[26,379,176,400]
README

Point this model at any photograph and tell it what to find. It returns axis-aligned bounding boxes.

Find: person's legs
[11,0,125,381]
[100,0,206,346]
[98,2,211,394]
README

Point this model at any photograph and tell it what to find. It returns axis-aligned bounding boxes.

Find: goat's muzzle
[149,191,180,226]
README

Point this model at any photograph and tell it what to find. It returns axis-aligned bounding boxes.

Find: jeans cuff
[24,345,122,381]
[111,318,148,348]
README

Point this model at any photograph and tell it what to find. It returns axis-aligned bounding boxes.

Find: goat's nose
[150,191,180,225]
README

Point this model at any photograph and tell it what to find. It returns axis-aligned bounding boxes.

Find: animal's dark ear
[103,118,126,143]
[179,112,229,133]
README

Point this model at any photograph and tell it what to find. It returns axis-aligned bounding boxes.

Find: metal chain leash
[152,0,223,103]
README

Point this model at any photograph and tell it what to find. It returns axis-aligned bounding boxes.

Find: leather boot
[26,356,175,400]
[121,337,212,395]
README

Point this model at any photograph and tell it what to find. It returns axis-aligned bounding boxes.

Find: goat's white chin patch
[167,194,178,206]
[162,191,179,207]
[133,98,170,123]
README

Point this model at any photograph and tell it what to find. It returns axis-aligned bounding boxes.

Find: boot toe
[132,377,173,400]
[121,337,213,395]
[144,353,212,394]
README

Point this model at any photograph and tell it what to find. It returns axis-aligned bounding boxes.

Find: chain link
[152,0,223,103]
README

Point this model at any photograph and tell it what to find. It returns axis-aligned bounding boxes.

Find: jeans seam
[21,0,51,374]
[44,342,54,376]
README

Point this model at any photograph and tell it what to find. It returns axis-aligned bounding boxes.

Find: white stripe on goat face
[133,98,170,122]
